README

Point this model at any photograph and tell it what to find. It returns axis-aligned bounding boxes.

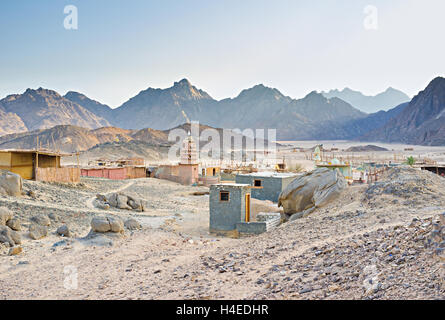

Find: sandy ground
[0,168,444,300]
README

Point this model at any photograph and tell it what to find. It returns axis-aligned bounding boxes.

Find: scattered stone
[8,246,22,256]
[48,213,59,221]
[29,224,48,240]
[6,218,21,231]
[124,218,142,230]
[57,225,71,237]
[0,207,13,225]
[30,215,51,226]
[93,199,111,210]
[0,225,20,246]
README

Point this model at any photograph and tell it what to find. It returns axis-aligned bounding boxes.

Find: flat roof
[211,183,251,188]
[237,171,298,178]
[0,149,74,157]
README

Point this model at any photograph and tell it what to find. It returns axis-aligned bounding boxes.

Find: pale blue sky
[1,0,444,107]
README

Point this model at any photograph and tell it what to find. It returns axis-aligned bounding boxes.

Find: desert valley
[0,76,444,300]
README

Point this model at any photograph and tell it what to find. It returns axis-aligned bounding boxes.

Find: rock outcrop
[95,193,147,212]
[278,168,347,219]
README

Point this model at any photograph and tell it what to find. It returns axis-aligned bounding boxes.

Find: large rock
[278,168,347,217]
[0,207,13,225]
[116,194,131,210]
[6,218,21,231]
[91,216,124,233]
[0,225,21,246]
[106,192,146,212]
[29,224,48,240]
[0,170,22,197]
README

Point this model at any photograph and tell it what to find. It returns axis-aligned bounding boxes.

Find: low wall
[36,167,80,183]
[81,167,146,180]
[236,216,281,235]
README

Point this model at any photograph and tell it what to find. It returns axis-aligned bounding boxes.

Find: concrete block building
[209,184,251,236]
[235,172,298,203]
[209,184,282,236]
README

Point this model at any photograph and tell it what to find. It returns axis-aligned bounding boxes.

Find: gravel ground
[0,168,443,300]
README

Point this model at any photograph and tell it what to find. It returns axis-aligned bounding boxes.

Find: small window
[220,191,230,202]
[254,179,262,188]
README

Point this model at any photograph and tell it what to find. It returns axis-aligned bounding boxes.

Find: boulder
[29,224,48,240]
[6,218,21,231]
[127,198,142,211]
[0,225,21,246]
[278,168,347,218]
[0,207,13,225]
[91,216,124,233]
[116,194,131,210]
[107,193,118,208]
[57,225,71,237]
[91,217,111,233]
[125,218,142,230]
[30,215,51,226]
[108,216,124,233]
[10,229,21,245]
[0,170,22,197]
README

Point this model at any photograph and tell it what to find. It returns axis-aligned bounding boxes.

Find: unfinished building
[235,172,298,203]
[0,149,79,183]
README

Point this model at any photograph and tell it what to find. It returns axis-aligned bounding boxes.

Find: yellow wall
[10,152,34,180]
[0,152,11,167]
[204,167,220,176]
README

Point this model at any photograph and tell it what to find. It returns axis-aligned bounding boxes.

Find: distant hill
[360,77,445,146]
[0,88,110,134]
[0,122,272,156]
[112,79,217,130]
[322,87,410,113]
[3,78,445,144]
[105,79,368,140]
[64,91,115,124]
[345,145,389,152]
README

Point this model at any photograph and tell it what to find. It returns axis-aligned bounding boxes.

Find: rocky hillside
[64,91,115,124]
[322,87,410,113]
[0,88,110,133]
[361,77,445,145]
[112,79,217,130]
[0,80,408,141]
[0,106,27,136]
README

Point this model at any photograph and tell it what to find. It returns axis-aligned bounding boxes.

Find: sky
[1,0,444,108]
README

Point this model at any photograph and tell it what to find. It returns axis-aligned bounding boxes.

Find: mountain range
[0,77,444,145]
[361,77,445,146]
[322,87,410,113]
